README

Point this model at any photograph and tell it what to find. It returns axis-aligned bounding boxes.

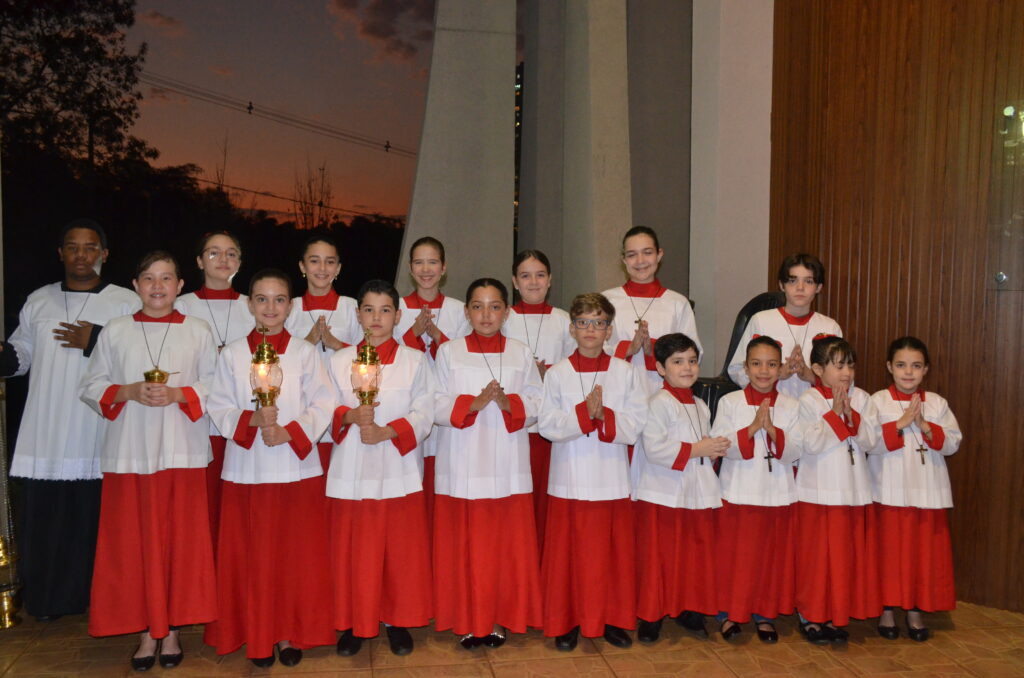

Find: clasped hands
[626,320,653,358]
[894,393,932,438]
[469,379,512,413]
[342,403,395,445]
[779,345,815,383]
[305,315,345,350]
[412,307,443,343]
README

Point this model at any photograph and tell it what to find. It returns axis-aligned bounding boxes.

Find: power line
[194,176,401,219]
[139,70,418,158]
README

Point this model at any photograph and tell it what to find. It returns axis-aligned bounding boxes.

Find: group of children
[6,221,961,672]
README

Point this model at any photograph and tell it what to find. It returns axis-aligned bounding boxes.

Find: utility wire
[139,70,417,158]
[194,176,401,219]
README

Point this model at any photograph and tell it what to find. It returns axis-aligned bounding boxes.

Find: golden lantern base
[0,589,20,629]
[355,389,378,406]
[253,387,280,408]
[144,368,169,383]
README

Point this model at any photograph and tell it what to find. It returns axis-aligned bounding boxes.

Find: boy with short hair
[727,253,843,399]
[538,293,648,651]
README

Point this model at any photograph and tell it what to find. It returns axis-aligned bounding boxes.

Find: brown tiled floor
[1,603,1023,677]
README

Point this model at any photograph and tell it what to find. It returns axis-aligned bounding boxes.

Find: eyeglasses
[204,248,240,261]
[572,319,610,330]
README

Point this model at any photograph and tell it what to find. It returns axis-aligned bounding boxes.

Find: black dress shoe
[481,627,507,648]
[756,622,778,644]
[386,626,414,655]
[603,624,632,648]
[458,633,483,650]
[555,626,579,651]
[826,625,849,643]
[35,615,62,623]
[798,621,830,646]
[675,611,709,638]
[250,655,275,668]
[720,620,742,640]
[907,624,930,642]
[336,629,364,656]
[278,646,302,667]
[877,623,900,640]
[130,646,157,673]
[158,648,184,669]
[637,618,662,644]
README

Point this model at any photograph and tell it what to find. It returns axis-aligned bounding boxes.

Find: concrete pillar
[399,0,517,300]
[689,0,773,375]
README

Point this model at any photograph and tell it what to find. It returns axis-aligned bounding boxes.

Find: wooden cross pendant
[917,443,927,465]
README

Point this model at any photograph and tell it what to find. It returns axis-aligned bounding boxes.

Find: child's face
[59,227,107,282]
[812,358,855,391]
[465,285,508,337]
[357,291,401,343]
[299,242,341,293]
[622,233,663,284]
[513,257,551,305]
[196,234,241,287]
[133,260,183,315]
[744,343,782,393]
[410,244,446,292]
[248,278,292,333]
[887,348,928,394]
[569,311,612,354]
[656,347,700,389]
[779,264,822,309]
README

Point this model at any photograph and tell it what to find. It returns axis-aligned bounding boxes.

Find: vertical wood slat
[770,0,1024,611]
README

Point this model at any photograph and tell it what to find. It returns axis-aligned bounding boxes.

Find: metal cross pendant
[764,451,773,472]
[847,441,855,465]
[917,443,927,465]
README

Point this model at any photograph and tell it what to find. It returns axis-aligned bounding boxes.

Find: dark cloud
[209,65,234,77]
[138,10,186,38]
[144,86,186,105]
[327,0,435,62]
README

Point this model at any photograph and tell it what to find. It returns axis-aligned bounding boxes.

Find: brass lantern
[351,331,382,406]
[250,328,283,407]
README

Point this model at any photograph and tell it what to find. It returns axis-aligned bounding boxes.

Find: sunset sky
[126,1,435,220]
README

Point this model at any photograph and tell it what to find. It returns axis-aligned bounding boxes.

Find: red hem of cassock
[89,470,215,638]
[329,493,432,637]
[529,433,552,551]
[794,502,882,625]
[207,436,226,551]
[715,501,796,622]
[542,497,635,637]
[204,477,334,658]
[433,494,542,637]
[634,500,718,621]
[871,504,955,612]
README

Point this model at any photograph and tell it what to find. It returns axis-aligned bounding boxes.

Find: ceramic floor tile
[601,650,739,678]
[712,640,853,677]
[373,663,494,677]
[489,655,615,677]
[370,628,488,668]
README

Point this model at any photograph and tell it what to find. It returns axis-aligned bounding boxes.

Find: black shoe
[555,626,579,652]
[336,629,364,656]
[386,626,414,655]
[250,656,275,668]
[826,624,849,643]
[458,633,483,650]
[756,622,778,644]
[130,645,157,673]
[158,647,184,669]
[720,620,742,640]
[637,619,662,644]
[481,627,507,648]
[603,624,632,648]
[877,623,900,640]
[907,624,930,642]
[35,615,62,623]
[278,646,302,667]
[798,621,830,646]
[675,611,708,638]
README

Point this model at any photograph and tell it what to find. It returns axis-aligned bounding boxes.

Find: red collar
[302,289,339,311]
[569,350,610,372]
[466,331,506,353]
[778,307,814,325]
[512,301,553,314]
[623,279,666,298]
[134,310,186,324]
[356,337,399,364]
[888,384,926,402]
[404,292,445,310]
[662,383,695,404]
[196,285,240,301]
[744,384,779,406]
[247,328,291,354]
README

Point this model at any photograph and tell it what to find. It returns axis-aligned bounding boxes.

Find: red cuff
[388,417,417,455]
[402,326,426,352]
[502,394,527,433]
[99,384,126,420]
[451,394,479,429]
[428,331,451,360]
[882,421,903,451]
[672,442,693,471]
[332,405,353,444]
[575,401,597,435]
[737,428,756,460]
[177,386,203,422]
[233,410,259,449]
[925,423,945,450]
[643,338,658,371]
[849,409,862,435]
[613,340,631,360]
[284,421,313,460]
[773,428,786,459]
[597,406,617,443]
[823,410,852,442]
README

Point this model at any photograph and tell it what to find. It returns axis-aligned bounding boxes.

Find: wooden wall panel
[771,0,1024,611]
